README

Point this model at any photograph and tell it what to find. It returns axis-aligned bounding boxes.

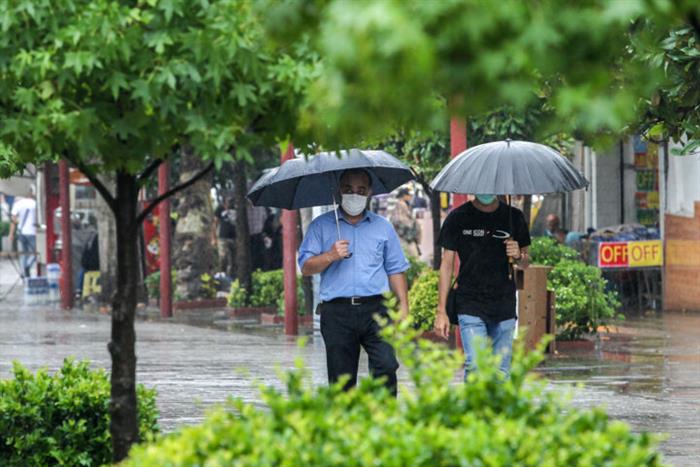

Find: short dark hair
[397,187,410,197]
[339,169,371,186]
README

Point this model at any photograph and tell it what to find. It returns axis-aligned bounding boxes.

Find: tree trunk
[109,171,140,462]
[233,159,252,293]
[430,189,442,270]
[96,177,117,303]
[172,146,217,300]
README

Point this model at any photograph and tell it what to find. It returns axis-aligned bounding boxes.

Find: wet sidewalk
[1,262,699,465]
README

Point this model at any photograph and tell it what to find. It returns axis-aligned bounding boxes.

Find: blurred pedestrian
[9,187,37,278]
[214,197,236,277]
[248,202,267,270]
[299,169,409,396]
[545,213,567,244]
[262,209,282,270]
[390,187,421,257]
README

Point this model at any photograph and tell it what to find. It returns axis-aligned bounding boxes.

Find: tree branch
[137,158,164,186]
[62,154,118,215]
[134,162,214,225]
[410,167,434,196]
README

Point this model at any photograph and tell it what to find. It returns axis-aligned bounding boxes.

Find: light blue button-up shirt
[298,210,409,301]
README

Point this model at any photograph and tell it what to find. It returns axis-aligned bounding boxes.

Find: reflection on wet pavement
[1,282,698,465]
[540,312,700,466]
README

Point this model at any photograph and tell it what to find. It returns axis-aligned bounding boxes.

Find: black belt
[325,295,383,306]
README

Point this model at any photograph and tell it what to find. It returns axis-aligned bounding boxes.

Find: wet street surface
[1,262,699,465]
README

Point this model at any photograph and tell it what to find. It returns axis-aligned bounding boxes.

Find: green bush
[0,359,159,466]
[529,236,579,266]
[408,270,439,330]
[126,319,663,466]
[405,253,429,289]
[548,259,622,341]
[199,273,220,299]
[227,269,306,314]
[250,269,285,308]
[227,279,247,308]
[529,237,621,340]
[144,269,177,300]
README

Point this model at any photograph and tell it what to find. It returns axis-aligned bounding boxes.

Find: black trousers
[319,301,399,396]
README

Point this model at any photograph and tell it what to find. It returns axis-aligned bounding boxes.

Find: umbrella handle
[508,257,514,280]
[331,192,352,259]
[507,195,514,281]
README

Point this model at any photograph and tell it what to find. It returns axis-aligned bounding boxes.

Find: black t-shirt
[438,201,531,322]
[215,206,236,239]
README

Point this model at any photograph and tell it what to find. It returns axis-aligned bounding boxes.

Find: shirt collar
[338,208,372,224]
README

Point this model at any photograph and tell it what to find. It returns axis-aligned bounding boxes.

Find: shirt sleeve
[298,218,324,270]
[383,222,409,275]
[513,209,531,248]
[437,211,460,251]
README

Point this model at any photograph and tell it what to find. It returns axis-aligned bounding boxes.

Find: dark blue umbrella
[430,140,588,195]
[247,148,414,241]
[248,149,413,209]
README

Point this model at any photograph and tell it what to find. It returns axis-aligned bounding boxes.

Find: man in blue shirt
[299,169,409,396]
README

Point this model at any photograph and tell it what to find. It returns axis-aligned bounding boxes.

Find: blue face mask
[475,194,496,205]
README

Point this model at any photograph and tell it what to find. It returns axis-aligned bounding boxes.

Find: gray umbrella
[429,140,588,279]
[247,148,414,242]
[429,140,588,195]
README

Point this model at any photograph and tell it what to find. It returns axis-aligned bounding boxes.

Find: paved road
[1,259,699,465]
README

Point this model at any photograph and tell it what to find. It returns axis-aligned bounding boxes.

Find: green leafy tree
[265,0,662,147]
[0,0,316,460]
[635,24,700,154]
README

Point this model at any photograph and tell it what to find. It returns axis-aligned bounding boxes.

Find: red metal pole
[450,116,469,208]
[450,116,468,350]
[281,143,298,335]
[158,162,173,318]
[58,160,73,309]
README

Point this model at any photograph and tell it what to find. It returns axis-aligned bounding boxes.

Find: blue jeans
[458,314,516,379]
[18,234,36,277]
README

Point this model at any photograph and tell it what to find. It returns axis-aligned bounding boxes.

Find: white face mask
[341,193,368,216]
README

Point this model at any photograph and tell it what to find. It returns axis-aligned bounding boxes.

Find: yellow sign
[627,240,663,267]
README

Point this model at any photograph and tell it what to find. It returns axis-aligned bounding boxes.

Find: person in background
[214,196,237,277]
[9,187,37,278]
[247,202,268,270]
[299,169,409,396]
[545,213,567,244]
[390,187,421,257]
[412,188,428,210]
[262,209,282,270]
[78,217,99,297]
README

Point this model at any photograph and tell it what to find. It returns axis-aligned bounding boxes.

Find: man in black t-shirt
[214,197,237,277]
[434,194,531,378]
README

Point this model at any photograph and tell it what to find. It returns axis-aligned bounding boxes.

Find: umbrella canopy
[247,148,414,209]
[430,140,588,195]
